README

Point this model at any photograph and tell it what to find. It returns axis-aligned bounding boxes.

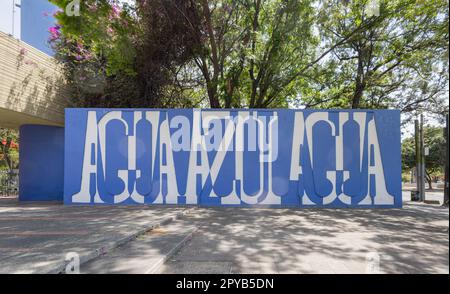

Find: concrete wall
[63,109,402,208]
[0,31,68,129]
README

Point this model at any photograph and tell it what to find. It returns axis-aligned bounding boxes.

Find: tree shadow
[161,203,448,274]
[1,33,69,128]
[0,198,447,274]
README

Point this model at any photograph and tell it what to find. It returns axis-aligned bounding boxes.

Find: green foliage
[402,126,447,179]
[0,129,19,170]
[50,0,137,75]
[49,0,449,111]
[302,0,449,112]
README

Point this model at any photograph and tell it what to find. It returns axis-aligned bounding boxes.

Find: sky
[21,0,58,56]
[0,0,57,55]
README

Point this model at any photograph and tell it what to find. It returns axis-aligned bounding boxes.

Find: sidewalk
[81,220,197,274]
[0,197,448,274]
[0,198,189,273]
[402,190,446,205]
[159,202,449,274]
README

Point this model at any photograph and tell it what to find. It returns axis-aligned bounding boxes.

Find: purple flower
[19,48,27,55]
[48,25,61,42]
[49,25,61,33]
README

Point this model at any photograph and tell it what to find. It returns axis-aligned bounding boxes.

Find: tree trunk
[352,84,364,109]
[352,46,365,109]
[208,86,221,108]
[201,0,221,109]
[249,0,261,108]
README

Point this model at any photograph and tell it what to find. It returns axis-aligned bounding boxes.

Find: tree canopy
[48,0,449,115]
[305,0,449,119]
[402,126,447,188]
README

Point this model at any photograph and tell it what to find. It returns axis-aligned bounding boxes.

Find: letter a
[72,111,100,203]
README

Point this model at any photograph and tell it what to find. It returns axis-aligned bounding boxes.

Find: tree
[301,0,449,114]
[49,0,449,112]
[158,0,320,108]
[402,126,447,189]
[0,128,19,171]
[134,0,205,107]
[50,0,142,107]
[50,0,207,108]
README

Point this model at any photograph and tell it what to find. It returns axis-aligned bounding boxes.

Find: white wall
[0,0,21,39]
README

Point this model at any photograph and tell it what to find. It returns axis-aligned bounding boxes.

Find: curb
[50,208,193,274]
[144,226,198,274]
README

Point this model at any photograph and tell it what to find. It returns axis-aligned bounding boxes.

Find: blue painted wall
[19,125,64,201]
[21,0,57,56]
[64,109,402,208]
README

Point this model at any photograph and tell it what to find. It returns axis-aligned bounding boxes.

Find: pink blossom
[76,42,84,52]
[84,53,93,60]
[19,48,27,55]
[53,9,63,17]
[110,4,121,18]
[49,25,61,33]
[87,3,98,12]
[48,25,61,41]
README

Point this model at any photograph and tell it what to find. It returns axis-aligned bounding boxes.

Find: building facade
[0,0,56,56]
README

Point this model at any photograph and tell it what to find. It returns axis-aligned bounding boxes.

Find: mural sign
[64,109,401,207]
